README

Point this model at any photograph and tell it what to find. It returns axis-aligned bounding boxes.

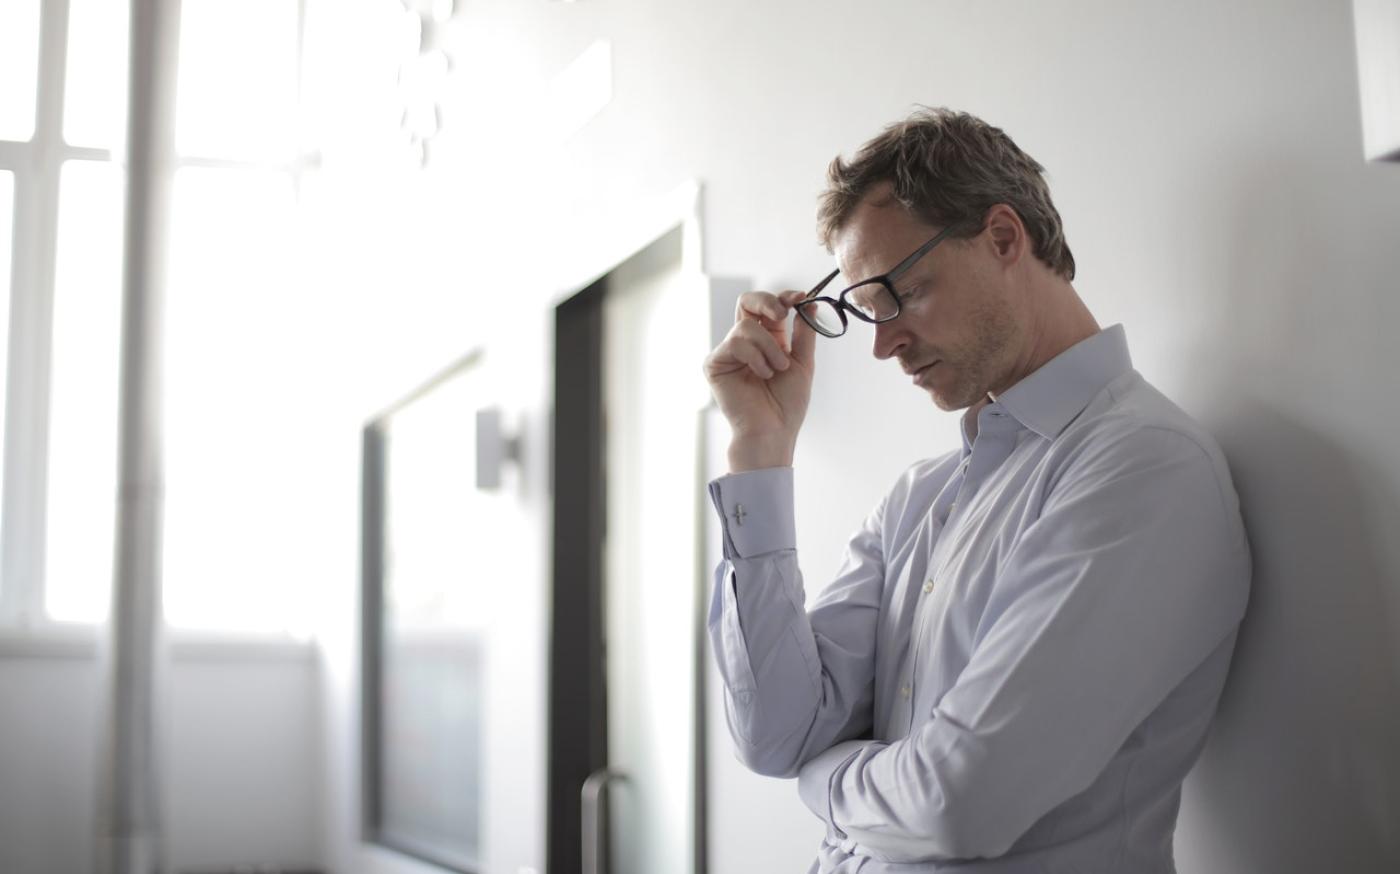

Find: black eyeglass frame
[798,219,973,338]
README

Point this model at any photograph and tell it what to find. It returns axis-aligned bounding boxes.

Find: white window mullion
[0,170,20,626]
[0,143,30,167]
[0,0,71,628]
[56,144,111,164]
[0,161,63,629]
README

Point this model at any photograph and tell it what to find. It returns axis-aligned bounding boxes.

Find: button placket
[906,460,963,699]
[900,453,971,737]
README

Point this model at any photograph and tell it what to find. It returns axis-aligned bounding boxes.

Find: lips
[911,361,939,383]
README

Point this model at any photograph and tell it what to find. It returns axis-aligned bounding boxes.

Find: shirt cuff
[798,739,868,837]
[708,467,797,559]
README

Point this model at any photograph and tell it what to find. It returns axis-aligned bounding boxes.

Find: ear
[982,203,1027,267]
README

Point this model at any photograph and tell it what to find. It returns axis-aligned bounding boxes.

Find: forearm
[707,467,884,777]
[709,554,831,777]
[796,729,986,863]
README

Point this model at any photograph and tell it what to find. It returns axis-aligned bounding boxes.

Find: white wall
[302,0,1400,871]
[0,653,102,874]
[0,643,322,873]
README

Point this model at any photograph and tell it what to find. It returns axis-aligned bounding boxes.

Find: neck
[990,279,1099,401]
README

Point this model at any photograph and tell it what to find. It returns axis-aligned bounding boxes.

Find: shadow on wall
[1168,136,1400,871]
[1180,401,1400,869]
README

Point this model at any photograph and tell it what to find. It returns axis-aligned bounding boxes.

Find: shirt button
[949,502,957,514]
[922,579,934,594]
[899,685,911,699]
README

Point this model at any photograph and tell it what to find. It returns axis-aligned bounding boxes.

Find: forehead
[831,191,940,279]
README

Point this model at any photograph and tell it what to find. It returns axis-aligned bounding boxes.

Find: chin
[920,363,982,411]
[927,387,962,412]
[929,393,955,412]
[927,380,984,413]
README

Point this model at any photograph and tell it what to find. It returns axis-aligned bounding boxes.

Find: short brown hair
[817,107,1076,280]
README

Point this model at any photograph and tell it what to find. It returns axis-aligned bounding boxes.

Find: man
[702,107,1251,873]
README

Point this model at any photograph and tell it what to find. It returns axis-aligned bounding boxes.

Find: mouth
[911,361,940,383]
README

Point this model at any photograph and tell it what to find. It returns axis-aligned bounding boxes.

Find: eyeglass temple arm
[886,220,968,281]
[807,268,840,297]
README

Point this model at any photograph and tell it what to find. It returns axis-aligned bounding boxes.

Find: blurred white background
[1,0,1399,872]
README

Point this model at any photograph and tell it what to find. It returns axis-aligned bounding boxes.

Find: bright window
[44,160,125,623]
[64,0,132,150]
[0,0,42,142]
[157,1,311,634]
[1,0,129,628]
[1,0,312,634]
[176,0,300,162]
[162,167,306,633]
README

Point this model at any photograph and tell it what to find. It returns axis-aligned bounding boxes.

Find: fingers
[732,318,791,375]
[735,291,788,328]
[731,338,778,379]
[706,315,792,381]
[711,289,814,381]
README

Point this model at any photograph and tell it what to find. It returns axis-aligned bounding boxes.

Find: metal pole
[96,0,180,871]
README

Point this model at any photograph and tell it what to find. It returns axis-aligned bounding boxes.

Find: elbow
[734,743,802,779]
[726,697,806,778]
[722,679,824,779]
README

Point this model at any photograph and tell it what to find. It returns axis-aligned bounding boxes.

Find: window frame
[0,0,97,632]
[0,0,318,643]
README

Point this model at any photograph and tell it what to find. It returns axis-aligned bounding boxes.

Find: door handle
[581,768,629,874]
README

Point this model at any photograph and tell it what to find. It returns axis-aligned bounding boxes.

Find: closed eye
[896,282,927,303]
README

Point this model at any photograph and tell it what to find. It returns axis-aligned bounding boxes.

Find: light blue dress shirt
[707,324,1251,873]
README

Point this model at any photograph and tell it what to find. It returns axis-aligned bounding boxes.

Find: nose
[871,318,908,361]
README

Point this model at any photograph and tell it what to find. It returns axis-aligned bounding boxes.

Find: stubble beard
[926,295,1021,413]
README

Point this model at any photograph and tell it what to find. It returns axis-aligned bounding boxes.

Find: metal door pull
[581,768,630,874]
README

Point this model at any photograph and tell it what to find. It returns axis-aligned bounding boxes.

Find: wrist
[727,433,795,472]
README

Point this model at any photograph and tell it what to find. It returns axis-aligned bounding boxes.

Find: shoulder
[1050,370,1243,524]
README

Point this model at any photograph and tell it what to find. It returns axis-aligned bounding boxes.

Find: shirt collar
[962,323,1133,448]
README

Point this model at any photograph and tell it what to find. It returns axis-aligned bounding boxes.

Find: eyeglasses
[797,220,970,338]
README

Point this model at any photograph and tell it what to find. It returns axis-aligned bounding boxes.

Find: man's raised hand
[703,290,817,471]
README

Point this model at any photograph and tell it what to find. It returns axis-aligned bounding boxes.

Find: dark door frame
[546,230,714,874]
[546,276,610,874]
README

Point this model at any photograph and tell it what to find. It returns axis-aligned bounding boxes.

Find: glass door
[598,228,709,874]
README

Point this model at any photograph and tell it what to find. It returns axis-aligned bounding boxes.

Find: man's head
[815,107,1086,412]
[817,107,1075,279]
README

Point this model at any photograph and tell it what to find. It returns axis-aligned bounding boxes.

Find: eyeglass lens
[799,298,845,336]
[846,280,899,321]
[798,279,900,337]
